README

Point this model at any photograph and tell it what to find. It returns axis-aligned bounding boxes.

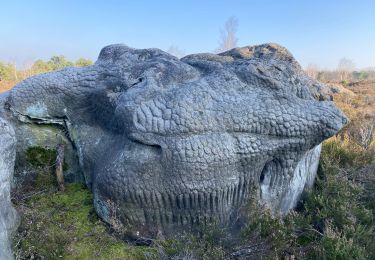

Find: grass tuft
[13,183,156,259]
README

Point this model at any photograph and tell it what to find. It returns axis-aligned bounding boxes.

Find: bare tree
[337,58,355,81]
[347,117,374,150]
[167,45,186,58]
[306,63,319,79]
[357,119,374,150]
[12,62,18,81]
[216,16,239,53]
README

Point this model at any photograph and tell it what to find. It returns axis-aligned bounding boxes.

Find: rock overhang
[2,43,347,238]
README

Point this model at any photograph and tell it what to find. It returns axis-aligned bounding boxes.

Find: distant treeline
[0,56,93,92]
[316,69,375,83]
[0,56,93,82]
[305,58,375,83]
[2,55,375,89]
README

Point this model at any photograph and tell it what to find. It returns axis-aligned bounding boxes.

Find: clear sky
[1,0,374,69]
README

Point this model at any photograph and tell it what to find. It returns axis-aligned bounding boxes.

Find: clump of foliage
[13,183,156,259]
[26,145,69,171]
[237,138,374,259]
[322,136,373,168]
[0,62,17,81]
[0,56,92,92]
[154,224,229,259]
[23,146,69,189]
[23,146,58,190]
[25,146,57,168]
[13,146,156,259]
[333,80,375,151]
[31,56,93,74]
[292,139,373,258]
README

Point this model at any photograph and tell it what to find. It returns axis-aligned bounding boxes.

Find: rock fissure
[8,106,76,148]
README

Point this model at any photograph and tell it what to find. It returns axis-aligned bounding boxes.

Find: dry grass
[0,80,17,93]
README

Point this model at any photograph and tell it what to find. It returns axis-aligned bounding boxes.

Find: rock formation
[0,116,19,260]
[0,43,347,244]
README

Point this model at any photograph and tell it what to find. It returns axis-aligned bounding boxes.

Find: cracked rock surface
[1,43,347,239]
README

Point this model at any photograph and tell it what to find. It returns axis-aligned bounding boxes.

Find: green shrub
[238,138,374,259]
[321,137,373,168]
[25,146,56,168]
[24,146,69,188]
[155,228,227,260]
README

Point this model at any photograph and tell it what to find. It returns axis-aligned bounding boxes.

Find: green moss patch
[26,145,69,171]
[13,138,374,259]
[26,146,57,168]
[13,183,156,259]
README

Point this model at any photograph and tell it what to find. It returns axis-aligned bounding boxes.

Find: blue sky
[1,0,374,69]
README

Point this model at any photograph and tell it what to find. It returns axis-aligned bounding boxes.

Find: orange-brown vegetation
[0,56,93,93]
[0,80,16,93]
[332,80,375,151]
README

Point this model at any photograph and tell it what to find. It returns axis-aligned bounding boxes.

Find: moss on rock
[13,183,156,259]
[25,146,56,168]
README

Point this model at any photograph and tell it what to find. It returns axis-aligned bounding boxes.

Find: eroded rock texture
[1,43,347,238]
[0,116,18,260]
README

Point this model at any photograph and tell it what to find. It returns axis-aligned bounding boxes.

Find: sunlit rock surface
[261,144,322,214]
[1,43,347,239]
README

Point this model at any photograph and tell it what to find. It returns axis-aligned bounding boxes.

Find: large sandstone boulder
[1,43,347,239]
[0,116,18,260]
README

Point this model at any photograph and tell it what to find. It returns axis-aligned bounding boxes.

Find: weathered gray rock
[12,123,84,186]
[261,144,321,213]
[1,43,347,238]
[0,117,18,260]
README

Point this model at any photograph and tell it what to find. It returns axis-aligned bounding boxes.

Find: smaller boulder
[0,117,19,260]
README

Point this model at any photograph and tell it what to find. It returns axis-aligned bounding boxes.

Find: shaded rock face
[2,43,347,237]
[0,117,18,260]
